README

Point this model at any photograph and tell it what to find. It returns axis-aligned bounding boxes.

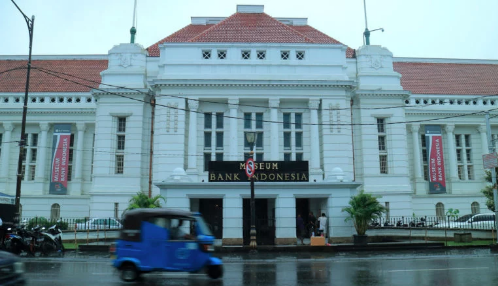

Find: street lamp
[245,131,257,249]
[12,0,35,224]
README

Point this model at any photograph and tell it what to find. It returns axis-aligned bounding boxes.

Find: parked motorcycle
[40,224,64,256]
[370,219,381,227]
[4,225,36,256]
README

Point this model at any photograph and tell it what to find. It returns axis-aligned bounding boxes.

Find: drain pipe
[148,97,156,198]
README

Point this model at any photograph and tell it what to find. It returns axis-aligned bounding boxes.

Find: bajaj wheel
[120,263,139,282]
[10,241,22,255]
[207,265,223,279]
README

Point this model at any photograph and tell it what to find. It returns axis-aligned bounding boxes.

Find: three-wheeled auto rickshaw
[111,208,223,282]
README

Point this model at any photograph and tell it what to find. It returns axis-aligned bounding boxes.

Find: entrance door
[199,199,223,239]
[243,199,275,245]
[296,198,310,237]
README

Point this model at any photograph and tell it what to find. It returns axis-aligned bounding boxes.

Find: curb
[74,242,455,253]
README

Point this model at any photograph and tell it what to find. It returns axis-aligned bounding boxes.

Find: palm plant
[342,190,386,236]
[126,192,165,210]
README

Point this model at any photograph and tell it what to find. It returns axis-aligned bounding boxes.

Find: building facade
[1,5,498,243]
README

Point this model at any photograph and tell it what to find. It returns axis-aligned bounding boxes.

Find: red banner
[425,125,446,193]
[49,124,71,195]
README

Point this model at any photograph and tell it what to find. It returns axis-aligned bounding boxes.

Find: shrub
[26,217,69,230]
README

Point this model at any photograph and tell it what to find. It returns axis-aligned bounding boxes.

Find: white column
[478,125,489,153]
[75,123,86,180]
[411,124,422,179]
[269,99,280,161]
[1,123,14,178]
[35,122,49,181]
[275,194,296,244]
[228,99,239,161]
[223,194,243,244]
[445,124,458,179]
[309,99,321,170]
[187,100,199,171]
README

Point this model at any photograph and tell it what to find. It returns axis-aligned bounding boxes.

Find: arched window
[471,202,480,214]
[436,202,445,219]
[50,203,60,221]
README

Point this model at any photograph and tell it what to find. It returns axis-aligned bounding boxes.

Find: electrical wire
[32,66,498,112]
[32,67,498,127]
[0,66,27,76]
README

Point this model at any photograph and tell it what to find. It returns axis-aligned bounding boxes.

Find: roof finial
[362,0,384,45]
[130,0,137,43]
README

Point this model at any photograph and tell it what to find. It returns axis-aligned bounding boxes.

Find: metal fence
[20,217,123,231]
[370,215,496,231]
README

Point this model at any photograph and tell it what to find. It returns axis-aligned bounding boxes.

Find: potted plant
[342,190,386,245]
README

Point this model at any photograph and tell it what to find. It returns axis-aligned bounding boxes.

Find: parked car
[0,250,26,285]
[467,213,496,230]
[434,213,496,229]
[75,218,122,230]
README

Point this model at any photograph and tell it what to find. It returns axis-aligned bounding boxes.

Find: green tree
[481,170,496,212]
[445,208,460,218]
[342,190,386,236]
[126,192,165,210]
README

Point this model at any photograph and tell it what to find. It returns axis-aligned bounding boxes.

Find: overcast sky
[1,0,497,59]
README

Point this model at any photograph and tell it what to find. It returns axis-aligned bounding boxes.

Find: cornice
[0,110,95,115]
[354,90,411,99]
[92,88,151,96]
[154,181,362,189]
[406,111,496,117]
[151,82,355,89]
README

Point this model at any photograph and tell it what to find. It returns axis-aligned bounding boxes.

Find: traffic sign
[245,158,255,178]
[483,153,498,169]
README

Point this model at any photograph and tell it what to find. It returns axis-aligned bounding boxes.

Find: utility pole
[485,111,498,243]
[12,0,35,224]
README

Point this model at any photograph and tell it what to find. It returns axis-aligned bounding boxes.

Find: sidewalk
[64,231,498,253]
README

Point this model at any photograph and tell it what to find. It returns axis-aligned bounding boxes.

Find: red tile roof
[2,60,497,96]
[0,60,107,92]
[147,24,214,57]
[146,13,355,58]
[394,62,498,95]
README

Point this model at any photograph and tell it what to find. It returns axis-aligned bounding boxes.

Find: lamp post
[245,131,257,249]
[12,0,35,224]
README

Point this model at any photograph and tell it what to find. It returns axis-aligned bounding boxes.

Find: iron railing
[369,215,496,230]
[20,217,123,231]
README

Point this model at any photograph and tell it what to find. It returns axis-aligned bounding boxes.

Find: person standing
[296,214,305,245]
[307,212,316,237]
[317,213,327,237]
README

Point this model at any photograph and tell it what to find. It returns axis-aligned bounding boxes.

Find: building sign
[49,124,72,195]
[209,161,309,182]
[425,125,446,194]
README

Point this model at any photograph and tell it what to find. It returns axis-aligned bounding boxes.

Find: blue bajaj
[112,209,223,282]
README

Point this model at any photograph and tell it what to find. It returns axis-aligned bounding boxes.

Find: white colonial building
[1,5,497,244]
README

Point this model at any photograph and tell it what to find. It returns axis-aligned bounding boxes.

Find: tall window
[114,202,119,219]
[436,202,445,219]
[283,113,303,161]
[22,133,38,181]
[385,202,390,221]
[0,133,2,163]
[67,134,74,181]
[115,117,126,174]
[471,202,480,214]
[455,134,473,180]
[204,113,224,171]
[50,203,60,221]
[377,118,388,174]
[91,134,95,181]
[421,134,428,181]
[244,112,264,161]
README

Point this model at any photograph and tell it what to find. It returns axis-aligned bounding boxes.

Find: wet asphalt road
[21,249,498,286]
